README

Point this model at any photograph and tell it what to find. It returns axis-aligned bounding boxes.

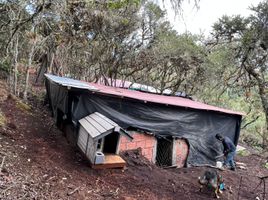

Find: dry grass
[0,109,6,127]
[7,93,32,113]
[0,80,8,102]
[16,100,32,112]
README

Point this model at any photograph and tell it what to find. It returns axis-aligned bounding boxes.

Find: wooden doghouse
[77,112,133,169]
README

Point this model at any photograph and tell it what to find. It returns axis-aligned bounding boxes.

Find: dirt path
[0,95,267,199]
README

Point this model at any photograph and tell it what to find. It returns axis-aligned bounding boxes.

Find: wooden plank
[92,163,125,169]
[91,155,126,169]
[94,112,132,140]
[85,115,107,132]
[77,127,88,152]
[79,112,125,141]
[80,118,101,138]
[86,136,96,163]
[95,112,118,127]
[89,113,115,131]
[78,127,88,146]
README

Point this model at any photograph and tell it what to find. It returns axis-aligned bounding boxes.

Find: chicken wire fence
[155,137,173,167]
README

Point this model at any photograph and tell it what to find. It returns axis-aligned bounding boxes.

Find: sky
[162,0,263,36]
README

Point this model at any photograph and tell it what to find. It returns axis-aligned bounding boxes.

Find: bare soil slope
[0,89,267,199]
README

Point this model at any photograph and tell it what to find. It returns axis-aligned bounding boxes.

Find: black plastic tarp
[45,80,68,116]
[45,79,242,166]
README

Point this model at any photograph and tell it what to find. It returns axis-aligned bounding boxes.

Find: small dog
[198,170,224,198]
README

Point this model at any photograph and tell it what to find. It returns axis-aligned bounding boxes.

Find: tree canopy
[1,0,268,149]
[211,1,268,147]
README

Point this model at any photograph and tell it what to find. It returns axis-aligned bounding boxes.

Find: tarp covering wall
[45,80,68,116]
[45,77,242,166]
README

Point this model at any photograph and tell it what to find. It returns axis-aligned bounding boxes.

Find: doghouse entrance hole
[156,137,173,167]
[103,132,119,154]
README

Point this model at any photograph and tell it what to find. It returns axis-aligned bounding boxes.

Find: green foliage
[0,59,10,73]
[121,18,130,25]
[241,29,255,47]
[199,43,266,147]
[212,15,249,40]
[236,149,250,157]
[145,2,166,20]
[108,0,141,9]
[1,0,267,151]
[209,0,268,148]
[265,162,268,169]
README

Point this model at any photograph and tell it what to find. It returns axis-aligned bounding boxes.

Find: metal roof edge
[45,73,99,91]
[86,89,245,116]
[45,74,244,117]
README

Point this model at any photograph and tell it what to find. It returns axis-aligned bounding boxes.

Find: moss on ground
[236,149,251,156]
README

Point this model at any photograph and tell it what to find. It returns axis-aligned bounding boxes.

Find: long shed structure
[45,74,243,167]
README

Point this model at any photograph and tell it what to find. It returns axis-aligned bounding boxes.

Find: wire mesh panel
[156,137,173,167]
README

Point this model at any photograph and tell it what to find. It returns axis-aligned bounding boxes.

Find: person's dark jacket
[222,136,236,154]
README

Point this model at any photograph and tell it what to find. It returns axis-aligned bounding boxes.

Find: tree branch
[241,116,260,129]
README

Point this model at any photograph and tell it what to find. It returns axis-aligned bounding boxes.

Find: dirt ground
[0,88,267,199]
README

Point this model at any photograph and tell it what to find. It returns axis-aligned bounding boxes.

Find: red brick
[120,137,128,143]
[132,133,142,140]
[175,139,189,167]
[147,149,153,158]
[142,148,149,156]
[143,135,151,140]
[145,139,154,148]
[141,149,146,156]
[136,140,146,148]
[145,149,153,161]
[119,131,156,162]
[120,143,127,151]
[126,141,137,149]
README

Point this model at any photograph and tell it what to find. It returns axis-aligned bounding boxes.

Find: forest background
[1,0,268,150]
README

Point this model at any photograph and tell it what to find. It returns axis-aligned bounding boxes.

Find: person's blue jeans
[224,151,236,168]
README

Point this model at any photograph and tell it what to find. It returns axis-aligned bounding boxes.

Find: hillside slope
[0,84,267,200]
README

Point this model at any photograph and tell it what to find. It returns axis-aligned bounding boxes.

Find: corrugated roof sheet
[45,74,98,90]
[45,74,244,116]
[97,77,132,88]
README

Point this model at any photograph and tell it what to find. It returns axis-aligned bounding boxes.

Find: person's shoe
[222,164,228,170]
[230,167,236,171]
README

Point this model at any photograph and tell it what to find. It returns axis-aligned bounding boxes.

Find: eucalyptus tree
[136,23,207,95]
[211,1,268,147]
[0,0,53,96]
[0,0,202,98]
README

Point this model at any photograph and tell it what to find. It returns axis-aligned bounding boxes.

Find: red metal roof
[87,82,244,116]
[45,74,243,116]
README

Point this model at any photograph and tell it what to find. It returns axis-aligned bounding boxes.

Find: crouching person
[215,134,236,171]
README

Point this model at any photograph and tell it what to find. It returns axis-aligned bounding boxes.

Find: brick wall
[175,139,189,167]
[119,132,156,162]
[119,133,189,168]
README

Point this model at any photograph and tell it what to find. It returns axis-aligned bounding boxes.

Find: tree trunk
[245,65,268,148]
[258,83,268,148]
[13,35,19,95]
[35,54,48,84]
[23,44,35,100]
[48,53,54,74]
